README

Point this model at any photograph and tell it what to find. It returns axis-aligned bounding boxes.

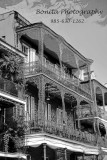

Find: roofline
[0,10,30,25]
[87,58,93,64]
[14,10,31,25]
[0,38,26,57]
[16,22,93,64]
[91,79,107,89]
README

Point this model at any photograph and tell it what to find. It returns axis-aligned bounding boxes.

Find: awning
[0,152,27,159]
[101,147,107,155]
[26,134,99,155]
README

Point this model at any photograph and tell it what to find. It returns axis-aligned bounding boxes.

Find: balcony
[0,104,25,155]
[25,111,96,146]
[97,136,107,148]
[24,60,91,99]
[0,77,24,99]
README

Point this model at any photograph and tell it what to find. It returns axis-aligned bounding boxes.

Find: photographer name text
[36,8,103,16]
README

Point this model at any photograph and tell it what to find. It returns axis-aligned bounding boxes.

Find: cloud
[81,0,107,25]
[86,13,106,24]
[0,0,107,84]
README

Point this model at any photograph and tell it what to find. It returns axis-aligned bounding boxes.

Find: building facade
[0,10,106,160]
[91,79,107,160]
[0,38,26,159]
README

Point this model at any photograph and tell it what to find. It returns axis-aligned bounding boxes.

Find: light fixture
[63,120,66,126]
[46,84,50,101]
[46,96,50,101]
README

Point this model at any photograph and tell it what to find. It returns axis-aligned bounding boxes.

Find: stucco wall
[0,12,15,47]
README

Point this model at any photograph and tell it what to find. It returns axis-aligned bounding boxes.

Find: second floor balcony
[25,110,97,147]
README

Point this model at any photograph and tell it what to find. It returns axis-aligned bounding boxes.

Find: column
[87,64,93,98]
[76,98,81,129]
[74,54,80,86]
[56,148,67,160]
[38,76,45,127]
[102,91,105,113]
[59,42,63,78]
[61,90,65,124]
[93,118,98,145]
[38,28,44,69]
[43,143,47,160]
[83,153,85,160]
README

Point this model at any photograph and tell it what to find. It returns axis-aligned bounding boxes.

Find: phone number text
[51,18,85,23]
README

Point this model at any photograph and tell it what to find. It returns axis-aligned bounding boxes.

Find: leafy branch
[0,52,24,86]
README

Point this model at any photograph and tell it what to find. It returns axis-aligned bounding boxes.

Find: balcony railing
[97,136,107,148]
[0,77,24,99]
[97,108,107,121]
[25,111,96,146]
[24,60,91,99]
[27,119,96,146]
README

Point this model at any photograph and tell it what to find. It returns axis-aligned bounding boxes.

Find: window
[57,108,67,129]
[22,43,29,63]
[79,67,89,81]
[22,43,38,64]
[22,43,39,73]
[45,103,51,121]
[26,95,35,122]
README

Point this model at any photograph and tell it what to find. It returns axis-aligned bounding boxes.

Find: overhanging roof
[0,152,27,159]
[16,22,93,65]
[25,133,99,155]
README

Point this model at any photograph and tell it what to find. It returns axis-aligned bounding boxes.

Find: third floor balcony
[17,23,92,100]
[24,59,91,100]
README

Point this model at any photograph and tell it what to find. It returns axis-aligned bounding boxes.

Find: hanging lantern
[46,84,50,102]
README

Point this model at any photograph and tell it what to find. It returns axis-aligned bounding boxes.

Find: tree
[0,114,27,153]
[0,52,24,85]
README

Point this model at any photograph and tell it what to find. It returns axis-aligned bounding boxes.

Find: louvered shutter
[31,96,35,120]
[26,96,29,122]
[48,104,51,121]
[57,108,59,127]
[60,110,63,130]
[30,96,32,120]
[65,111,67,126]
[48,104,51,126]
[27,96,30,120]
[58,109,62,130]
[5,107,13,126]
[45,103,48,125]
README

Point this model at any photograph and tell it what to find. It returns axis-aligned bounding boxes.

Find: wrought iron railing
[0,77,24,99]
[97,107,107,121]
[27,119,107,148]
[97,136,107,148]
[0,105,26,153]
[24,60,91,99]
[25,110,96,146]
[27,119,96,146]
[25,109,107,148]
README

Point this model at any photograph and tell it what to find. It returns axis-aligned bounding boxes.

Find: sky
[0,0,107,85]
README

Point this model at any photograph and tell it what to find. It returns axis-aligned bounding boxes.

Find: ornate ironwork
[24,60,91,100]
[0,103,26,153]
[26,109,97,146]
[0,77,24,99]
